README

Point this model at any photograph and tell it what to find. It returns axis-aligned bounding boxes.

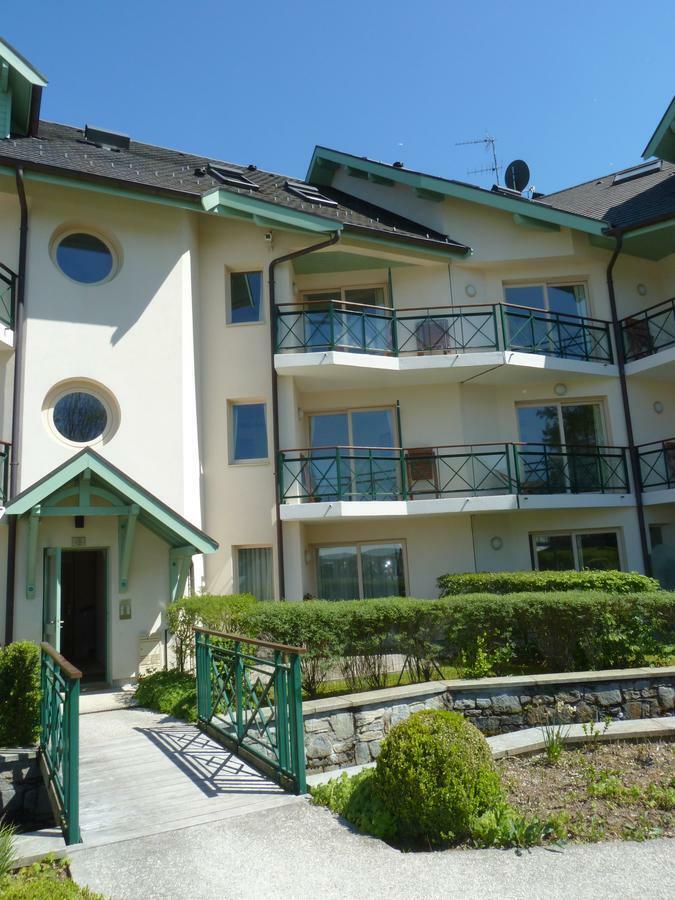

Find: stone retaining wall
[0,750,53,831]
[302,666,675,772]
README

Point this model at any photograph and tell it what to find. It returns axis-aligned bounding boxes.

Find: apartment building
[0,38,672,682]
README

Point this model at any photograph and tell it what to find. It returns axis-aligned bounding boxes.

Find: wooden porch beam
[118,504,139,592]
[26,504,41,599]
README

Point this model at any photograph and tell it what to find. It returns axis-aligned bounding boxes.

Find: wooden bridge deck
[78,706,300,847]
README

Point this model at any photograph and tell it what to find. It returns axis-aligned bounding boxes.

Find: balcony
[638,438,675,503]
[0,264,15,331]
[622,298,675,362]
[0,441,10,504]
[278,442,630,520]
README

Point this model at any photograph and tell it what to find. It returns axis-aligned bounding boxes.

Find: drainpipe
[268,230,340,599]
[4,168,28,643]
[605,233,651,575]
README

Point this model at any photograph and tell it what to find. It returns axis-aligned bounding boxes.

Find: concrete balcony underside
[275,349,617,389]
[625,344,675,380]
[642,487,675,506]
[280,491,636,522]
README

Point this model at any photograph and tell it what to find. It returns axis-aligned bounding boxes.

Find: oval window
[55,232,114,284]
[53,391,108,443]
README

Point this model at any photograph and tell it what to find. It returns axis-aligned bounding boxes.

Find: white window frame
[307,404,399,448]
[226,268,265,326]
[502,279,591,317]
[529,528,624,571]
[228,399,269,465]
[299,283,391,310]
[515,397,611,447]
[313,539,409,599]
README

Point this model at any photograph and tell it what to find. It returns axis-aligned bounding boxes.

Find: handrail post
[391,309,399,356]
[399,447,408,500]
[274,650,289,775]
[65,677,80,845]
[234,641,244,742]
[328,302,335,350]
[335,447,342,501]
[288,652,306,794]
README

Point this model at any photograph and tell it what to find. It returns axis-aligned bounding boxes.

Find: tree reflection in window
[53,392,108,442]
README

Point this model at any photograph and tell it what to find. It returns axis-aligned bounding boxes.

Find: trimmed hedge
[168,591,675,696]
[438,570,660,596]
[0,642,41,747]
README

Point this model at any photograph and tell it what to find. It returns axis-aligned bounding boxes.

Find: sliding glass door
[316,542,406,599]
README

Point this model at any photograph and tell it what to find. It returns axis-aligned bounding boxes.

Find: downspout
[268,230,340,599]
[605,233,651,575]
[4,167,28,643]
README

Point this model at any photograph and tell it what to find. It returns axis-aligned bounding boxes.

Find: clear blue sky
[4,2,675,193]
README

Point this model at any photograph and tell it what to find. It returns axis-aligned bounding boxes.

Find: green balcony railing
[275,299,613,363]
[637,438,675,491]
[621,297,675,361]
[195,628,306,794]
[39,643,81,845]
[0,441,10,504]
[0,263,17,330]
[277,442,629,504]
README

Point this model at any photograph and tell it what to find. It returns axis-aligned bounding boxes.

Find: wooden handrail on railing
[193,626,307,656]
[40,641,83,680]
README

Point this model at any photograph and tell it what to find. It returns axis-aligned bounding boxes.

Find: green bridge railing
[39,643,81,845]
[195,628,306,794]
[275,299,613,364]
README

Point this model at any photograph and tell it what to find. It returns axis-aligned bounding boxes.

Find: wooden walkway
[78,706,299,847]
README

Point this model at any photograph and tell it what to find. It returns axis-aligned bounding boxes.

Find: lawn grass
[0,857,102,899]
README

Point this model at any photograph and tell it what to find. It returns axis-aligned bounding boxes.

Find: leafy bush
[310,769,398,841]
[0,641,41,747]
[0,857,102,899]
[167,594,256,671]
[135,670,197,722]
[470,801,565,848]
[375,710,503,844]
[438,570,660,596]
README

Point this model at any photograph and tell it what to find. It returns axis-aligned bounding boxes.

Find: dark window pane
[517,406,561,445]
[317,546,358,600]
[504,285,546,310]
[53,392,108,442]
[56,233,113,284]
[561,404,604,447]
[548,284,587,317]
[577,532,620,570]
[230,272,262,323]
[233,403,267,460]
[532,534,574,570]
[361,543,406,597]
[344,287,388,307]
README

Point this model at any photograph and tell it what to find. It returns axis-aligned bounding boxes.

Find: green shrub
[0,641,41,747]
[469,801,565,848]
[167,594,256,671]
[0,858,102,899]
[135,670,197,722]
[438,570,660,596]
[310,769,398,841]
[375,710,503,844]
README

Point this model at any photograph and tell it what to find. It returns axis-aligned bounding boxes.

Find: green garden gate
[194,628,307,794]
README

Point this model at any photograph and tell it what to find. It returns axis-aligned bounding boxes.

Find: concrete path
[68,800,675,900]
[77,707,299,847]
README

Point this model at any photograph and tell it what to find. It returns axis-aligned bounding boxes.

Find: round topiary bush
[374,709,503,844]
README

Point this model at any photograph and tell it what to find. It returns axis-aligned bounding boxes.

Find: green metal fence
[621,297,675,361]
[195,628,306,794]
[39,643,81,845]
[637,438,675,491]
[275,299,613,363]
[278,442,630,503]
[0,263,16,330]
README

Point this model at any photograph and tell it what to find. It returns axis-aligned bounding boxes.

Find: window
[504,282,588,318]
[55,232,115,284]
[45,381,119,446]
[231,402,268,462]
[612,160,661,185]
[285,181,338,207]
[299,285,391,352]
[531,531,621,571]
[229,271,263,324]
[208,164,259,191]
[649,525,664,549]
[237,547,273,599]
[316,542,406,600]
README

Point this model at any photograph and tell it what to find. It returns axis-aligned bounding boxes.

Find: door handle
[47,619,64,626]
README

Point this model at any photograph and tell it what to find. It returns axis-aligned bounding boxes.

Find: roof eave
[642,96,675,163]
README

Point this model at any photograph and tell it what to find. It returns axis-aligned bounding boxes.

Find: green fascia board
[368,173,395,186]
[307,146,609,237]
[201,188,342,234]
[589,220,675,261]
[415,187,444,202]
[343,228,469,261]
[0,38,48,86]
[5,448,218,555]
[642,95,675,163]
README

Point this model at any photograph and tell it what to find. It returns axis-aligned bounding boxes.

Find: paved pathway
[77,707,299,847]
[68,800,675,900]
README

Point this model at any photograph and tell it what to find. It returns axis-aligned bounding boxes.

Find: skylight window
[612,160,662,185]
[207,164,259,191]
[285,181,338,207]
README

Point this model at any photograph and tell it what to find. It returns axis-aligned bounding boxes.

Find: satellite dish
[505,159,530,193]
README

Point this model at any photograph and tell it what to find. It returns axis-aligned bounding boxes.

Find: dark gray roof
[0,122,467,253]
[538,160,675,230]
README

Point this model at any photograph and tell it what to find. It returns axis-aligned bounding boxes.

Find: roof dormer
[0,36,48,139]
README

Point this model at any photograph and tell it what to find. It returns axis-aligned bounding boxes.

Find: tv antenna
[456,134,501,184]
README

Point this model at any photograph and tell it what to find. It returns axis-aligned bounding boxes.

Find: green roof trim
[201,187,342,234]
[5,448,218,555]
[642,96,675,164]
[0,37,47,87]
[307,146,610,237]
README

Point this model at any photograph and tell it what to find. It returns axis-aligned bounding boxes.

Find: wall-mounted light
[304,549,312,564]
[465,284,477,298]
[653,401,664,414]
[490,536,503,551]
[554,383,568,397]
[637,283,648,296]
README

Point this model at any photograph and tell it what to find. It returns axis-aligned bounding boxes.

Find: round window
[52,392,109,443]
[55,232,114,284]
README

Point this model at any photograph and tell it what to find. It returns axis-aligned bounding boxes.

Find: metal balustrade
[39,643,81,845]
[278,442,629,503]
[637,438,675,491]
[0,441,10,503]
[621,297,675,361]
[275,299,613,363]
[195,628,306,794]
[0,263,16,330]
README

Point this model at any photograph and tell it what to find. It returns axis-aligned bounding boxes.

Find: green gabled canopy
[5,447,218,555]
[643,95,675,164]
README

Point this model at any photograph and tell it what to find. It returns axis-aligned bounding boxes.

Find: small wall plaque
[71,536,86,547]
[119,599,132,620]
